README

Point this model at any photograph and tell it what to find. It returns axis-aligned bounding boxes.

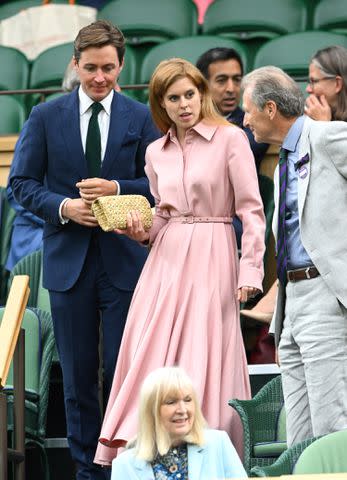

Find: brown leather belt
[287,266,320,282]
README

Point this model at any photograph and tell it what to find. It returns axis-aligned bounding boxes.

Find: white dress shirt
[59,86,119,223]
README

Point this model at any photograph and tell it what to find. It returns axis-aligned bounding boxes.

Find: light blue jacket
[111,429,247,480]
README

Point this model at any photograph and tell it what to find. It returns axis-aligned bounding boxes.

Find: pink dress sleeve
[226,127,266,290]
[144,147,169,245]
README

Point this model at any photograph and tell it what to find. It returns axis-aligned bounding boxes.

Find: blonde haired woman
[111,367,247,479]
[95,58,265,465]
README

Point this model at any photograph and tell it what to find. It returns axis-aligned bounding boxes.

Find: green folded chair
[313,0,347,34]
[140,35,250,103]
[0,0,42,22]
[251,436,319,477]
[254,31,347,78]
[1,306,55,480]
[294,429,347,474]
[0,95,26,134]
[0,45,29,106]
[98,0,198,45]
[228,375,286,475]
[203,0,307,39]
[0,187,16,305]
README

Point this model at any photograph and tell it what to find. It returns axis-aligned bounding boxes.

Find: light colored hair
[242,66,304,118]
[149,58,230,133]
[132,367,206,462]
[311,45,347,121]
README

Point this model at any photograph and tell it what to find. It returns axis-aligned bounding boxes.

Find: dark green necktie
[276,147,288,285]
[86,102,103,178]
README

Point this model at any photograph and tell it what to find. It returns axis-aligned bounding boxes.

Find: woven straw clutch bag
[92,195,153,232]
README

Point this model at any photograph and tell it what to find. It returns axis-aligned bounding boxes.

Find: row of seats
[0,0,340,34]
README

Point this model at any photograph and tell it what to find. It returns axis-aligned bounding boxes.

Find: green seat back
[0,187,16,304]
[0,45,29,90]
[313,0,347,34]
[10,250,43,309]
[0,0,42,22]
[98,0,198,45]
[294,429,347,474]
[254,31,347,78]
[203,0,308,39]
[0,307,41,398]
[37,265,51,313]
[276,405,287,441]
[29,41,74,89]
[0,95,26,134]
[141,35,250,84]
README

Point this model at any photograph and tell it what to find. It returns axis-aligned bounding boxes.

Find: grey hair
[242,66,304,117]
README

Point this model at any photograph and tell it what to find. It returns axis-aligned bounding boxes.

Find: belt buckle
[305,267,312,279]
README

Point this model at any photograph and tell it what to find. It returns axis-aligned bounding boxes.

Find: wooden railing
[0,275,30,480]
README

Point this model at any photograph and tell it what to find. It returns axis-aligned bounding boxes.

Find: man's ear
[73,56,78,69]
[265,100,277,119]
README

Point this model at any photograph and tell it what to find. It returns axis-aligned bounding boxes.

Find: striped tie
[276,147,288,285]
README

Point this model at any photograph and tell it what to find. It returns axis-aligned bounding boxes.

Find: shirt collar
[161,121,218,149]
[78,86,114,116]
[282,115,305,153]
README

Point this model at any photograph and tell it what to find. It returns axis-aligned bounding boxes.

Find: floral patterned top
[151,444,188,480]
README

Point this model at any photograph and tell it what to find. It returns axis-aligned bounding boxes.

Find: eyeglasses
[307,75,336,87]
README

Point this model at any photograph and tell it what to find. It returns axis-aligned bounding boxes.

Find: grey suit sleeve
[322,121,347,178]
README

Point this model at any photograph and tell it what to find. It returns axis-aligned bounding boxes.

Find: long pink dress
[95,122,265,465]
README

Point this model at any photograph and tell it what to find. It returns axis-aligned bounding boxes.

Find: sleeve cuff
[59,198,70,224]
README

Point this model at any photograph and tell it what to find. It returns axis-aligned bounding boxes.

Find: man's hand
[114,211,150,243]
[305,94,332,121]
[63,198,99,227]
[237,286,261,303]
[76,178,118,205]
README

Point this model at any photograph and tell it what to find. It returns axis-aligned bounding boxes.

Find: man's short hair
[74,19,125,64]
[242,66,304,118]
[196,47,243,78]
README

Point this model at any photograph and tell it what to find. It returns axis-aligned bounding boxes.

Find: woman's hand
[114,210,150,243]
[304,94,332,121]
[237,286,261,303]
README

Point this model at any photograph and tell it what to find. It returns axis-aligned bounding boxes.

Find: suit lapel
[297,117,312,220]
[101,92,132,178]
[133,456,154,480]
[59,90,88,179]
[187,443,204,480]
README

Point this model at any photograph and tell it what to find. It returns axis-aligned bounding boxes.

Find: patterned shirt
[151,444,188,480]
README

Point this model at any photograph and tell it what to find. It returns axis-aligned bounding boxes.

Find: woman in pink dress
[95,58,265,466]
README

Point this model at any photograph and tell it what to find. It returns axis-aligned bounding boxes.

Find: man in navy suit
[11,20,159,480]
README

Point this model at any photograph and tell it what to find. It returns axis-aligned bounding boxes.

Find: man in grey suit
[241,65,347,447]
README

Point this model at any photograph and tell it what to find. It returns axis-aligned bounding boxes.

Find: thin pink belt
[169,216,232,224]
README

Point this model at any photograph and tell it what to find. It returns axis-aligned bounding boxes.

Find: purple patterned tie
[276,148,288,285]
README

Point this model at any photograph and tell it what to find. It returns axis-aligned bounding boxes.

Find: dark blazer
[10,89,160,292]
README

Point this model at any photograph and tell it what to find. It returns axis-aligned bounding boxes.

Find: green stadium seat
[139,36,250,103]
[202,0,308,63]
[203,0,308,39]
[29,42,74,90]
[254,31,347,78]
[228,375,286,475]
[0,95,26,134]
[1,306,55,480]
[313,0,347,34]
[251,437,319,477]
[0,187,16,305]
[0,45,29,92]
[98,0,198,45]
[294,430,347,474]
[0,0,42,22]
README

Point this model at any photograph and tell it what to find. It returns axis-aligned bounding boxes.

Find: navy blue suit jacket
[10,89,159,292]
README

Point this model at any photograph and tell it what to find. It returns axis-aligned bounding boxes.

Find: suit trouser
[279,275,347,447]
[49,239,133,480]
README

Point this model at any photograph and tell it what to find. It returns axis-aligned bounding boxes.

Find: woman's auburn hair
[148,57,230,133]
[128,366,206,462]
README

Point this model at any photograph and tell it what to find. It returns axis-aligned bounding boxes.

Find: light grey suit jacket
[110,429,247,479]
[271,116,347,346]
